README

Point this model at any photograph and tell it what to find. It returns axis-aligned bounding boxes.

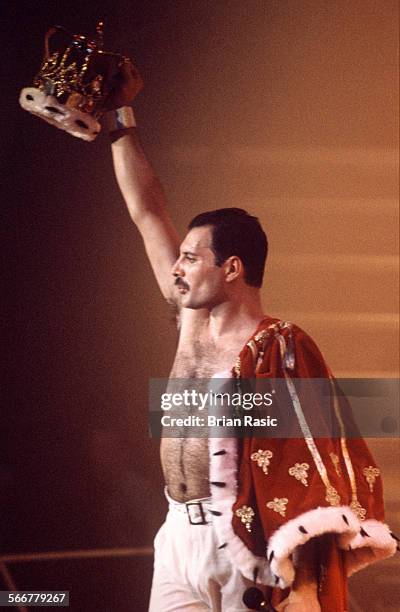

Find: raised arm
[107,61,180,302]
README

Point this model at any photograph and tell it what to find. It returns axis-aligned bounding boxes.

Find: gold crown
[19,21,126,141]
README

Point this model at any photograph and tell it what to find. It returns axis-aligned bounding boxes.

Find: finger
[275,596,290,611]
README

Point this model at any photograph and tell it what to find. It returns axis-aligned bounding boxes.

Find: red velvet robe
[208,316,396,611]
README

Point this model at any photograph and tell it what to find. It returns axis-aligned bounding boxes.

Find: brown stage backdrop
[2,1,398,610]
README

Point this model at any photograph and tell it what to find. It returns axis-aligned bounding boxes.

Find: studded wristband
[106,106,136,132]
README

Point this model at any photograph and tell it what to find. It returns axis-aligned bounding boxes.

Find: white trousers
[148,493,254,611]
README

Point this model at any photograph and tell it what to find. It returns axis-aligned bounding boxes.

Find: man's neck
[207,292,265,342]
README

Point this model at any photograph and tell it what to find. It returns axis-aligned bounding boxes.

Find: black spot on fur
[342,514,349,525]
[269,550,274,563]
[360,527,370,537]
[218,543,227,549]
[274,574,280,585]
[210,510,222,516]
[75,119,89,129]
[210,481,226,488]
[213,449,227,456]
[26,94,34,101]
[45,106,64,115]
[298,526,308,534]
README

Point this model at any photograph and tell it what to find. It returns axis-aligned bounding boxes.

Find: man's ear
[223,256,243,283]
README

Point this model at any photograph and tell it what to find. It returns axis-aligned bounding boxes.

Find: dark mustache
[174,277,190,291]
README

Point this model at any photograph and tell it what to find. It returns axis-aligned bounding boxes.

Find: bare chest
[170,337,239,378]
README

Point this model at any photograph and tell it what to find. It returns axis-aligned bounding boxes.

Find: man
[107,61,396,612]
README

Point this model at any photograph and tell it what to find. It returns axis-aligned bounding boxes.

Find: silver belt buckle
[186,501,208,525]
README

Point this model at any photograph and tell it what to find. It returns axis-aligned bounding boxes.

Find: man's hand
[275,585,321,612]
[104,59,143,110]
[275,537,321,611]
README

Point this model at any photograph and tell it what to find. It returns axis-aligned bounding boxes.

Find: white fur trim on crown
[19,87,101,142]
[266,506,397,589]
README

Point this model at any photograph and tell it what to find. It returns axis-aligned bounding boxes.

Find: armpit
[167,299,180,329]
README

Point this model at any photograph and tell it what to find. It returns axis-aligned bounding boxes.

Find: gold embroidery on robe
[280,366,342,507]
[235,505,255,532]
[288,462,310,486]
[254,329,269,344]
[350,499,367,521]
[266,497,288,517]
[363,466,380,493]
[234,357,241,378]
[251,449,273,474]
[246,339,258,362]
[329,452,342,477]
[325,486,341,506]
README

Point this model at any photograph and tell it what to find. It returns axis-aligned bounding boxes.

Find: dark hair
[188,208,268,287]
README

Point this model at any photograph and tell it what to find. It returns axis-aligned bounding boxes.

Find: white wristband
[106,106,136,132]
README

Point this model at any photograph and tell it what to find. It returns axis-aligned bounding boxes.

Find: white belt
[165,487,213,525]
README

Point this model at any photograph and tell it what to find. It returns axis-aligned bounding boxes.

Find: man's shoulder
[254,315,312,341]
[252,316,329,376]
